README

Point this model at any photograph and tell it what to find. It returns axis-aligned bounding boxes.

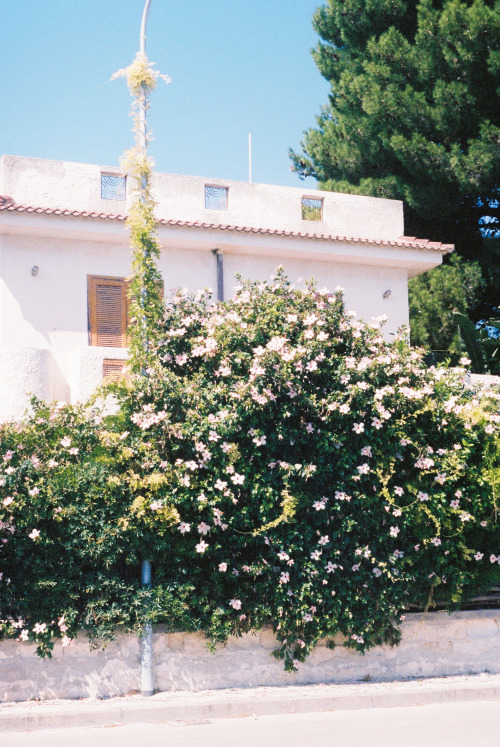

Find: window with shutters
[87,276,129,347]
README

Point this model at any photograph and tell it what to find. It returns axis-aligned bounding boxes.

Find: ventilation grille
[103,359,127,382]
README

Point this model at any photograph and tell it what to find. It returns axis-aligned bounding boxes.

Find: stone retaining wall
[1,609,500,702]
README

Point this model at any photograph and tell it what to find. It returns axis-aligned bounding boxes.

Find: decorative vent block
[101,174,126,201]
[205,185,228,211]
[103,359,127,382]
[301,197,323,221]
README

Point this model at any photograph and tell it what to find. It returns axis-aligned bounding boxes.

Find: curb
[2,674,500,732]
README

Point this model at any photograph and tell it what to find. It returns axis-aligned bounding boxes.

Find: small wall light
[31,266,39,277]
[382,289,391,299]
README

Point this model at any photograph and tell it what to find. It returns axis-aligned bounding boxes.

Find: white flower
[253,435,267,446]
[318,535,329,546]
[311,550,322,560]
[279,572,290,584]
[178,522,191,534]
[60,436,71,448]
[32,622,46,634]
[197,522,210,535]
[389,526,400,537]
[417,491,430,502]
[313,500,326,510]
[431,537,442,546]
[218,563,227,572]
[353,423,365,434]
[195,540,209,553]
[229,598,242,610]
[231,473,245,485]
[474,552,484,561]
[357,463,370,475]
[372,568,382,577]
[28,529,40,540]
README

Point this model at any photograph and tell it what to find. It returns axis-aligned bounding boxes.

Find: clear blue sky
[0,1,330,189]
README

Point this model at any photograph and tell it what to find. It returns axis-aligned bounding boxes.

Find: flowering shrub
[1,271,499,670]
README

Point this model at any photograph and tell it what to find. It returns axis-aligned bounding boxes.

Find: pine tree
[291,0,500,324]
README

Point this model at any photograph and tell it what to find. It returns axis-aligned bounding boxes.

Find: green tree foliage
[408,254,484,360]
[1,274,499,669]
[290,0,500,322]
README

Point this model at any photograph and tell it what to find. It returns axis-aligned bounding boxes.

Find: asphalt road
[3,700,500,747]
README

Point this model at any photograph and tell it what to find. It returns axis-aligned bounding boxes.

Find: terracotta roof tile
[0,201,454,253]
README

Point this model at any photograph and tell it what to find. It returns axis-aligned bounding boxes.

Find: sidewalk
[2,673,500,733]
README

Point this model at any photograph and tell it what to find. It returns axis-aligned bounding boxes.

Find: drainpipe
[213,249,224,302]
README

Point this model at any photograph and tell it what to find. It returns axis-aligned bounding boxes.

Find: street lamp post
[139,0,154,699]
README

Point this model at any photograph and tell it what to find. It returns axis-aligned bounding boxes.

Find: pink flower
[28,487,40,497]
[178,522,191,534]
[313,500,326,510]
[195,540,209,553]
[32,622,46,634]
[389,526,399,537]
[197,522,210,535]
[279,572,290,584]
[218,563,227,572]
[353,423,365,434]
[229,598,242,610]
[19,629,29,642]
[431,537,442,546]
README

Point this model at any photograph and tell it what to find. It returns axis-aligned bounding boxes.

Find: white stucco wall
[1,610,499,702]
[1,155,405,241]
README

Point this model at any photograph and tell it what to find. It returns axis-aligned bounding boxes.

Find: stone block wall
[1,610,499,702]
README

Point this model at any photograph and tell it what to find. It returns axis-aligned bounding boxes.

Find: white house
[0,155,453,421]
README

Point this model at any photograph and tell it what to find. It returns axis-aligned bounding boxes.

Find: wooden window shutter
[88,276,129,347]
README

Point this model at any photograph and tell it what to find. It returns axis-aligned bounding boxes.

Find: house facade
[0,155,453,421]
